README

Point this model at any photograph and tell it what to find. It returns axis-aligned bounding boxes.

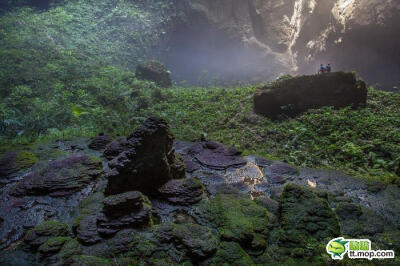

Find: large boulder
[135,61,172,87]
[253,72,367,119]
[104,117,185,195]
[278,184,340,248]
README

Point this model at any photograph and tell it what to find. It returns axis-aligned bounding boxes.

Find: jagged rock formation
[1,123,400,264]
[135,61,172,87]
[254,72,367,118]
[104,117,185,195]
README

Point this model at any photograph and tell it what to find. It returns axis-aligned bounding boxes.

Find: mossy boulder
[198,193,274,250]
[38,236,71,256]
[254,72,367,119]
[135,61,172,87]
[279,184,340,249]
[159,222,219,259]
[24,220,70,248]
[201,241,254,266]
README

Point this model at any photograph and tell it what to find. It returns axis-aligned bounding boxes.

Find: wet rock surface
[88,134,112,151]
[254,72,367,119]
[97,191,152,236]
[11,155,102,197]
[0,120,399,265]
[104,117,185,195]
[158,178,204,205]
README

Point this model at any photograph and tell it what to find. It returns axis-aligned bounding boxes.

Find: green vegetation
[1,0,399,184]
[199,193,274,250]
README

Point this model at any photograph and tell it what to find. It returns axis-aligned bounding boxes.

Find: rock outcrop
[0,151,38,184]
[88,134,112,151]
[11,155,102,197]
[158,178,204,205]
[135,61,172,87]
[97,191,152,236]
[165,0,400,87]
[254,72,367,118]
[104,117,185,195]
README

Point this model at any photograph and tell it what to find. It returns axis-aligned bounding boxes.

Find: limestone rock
[135,61,172,87]
[11,155,102,197]
[88,134,112,151]
[155,222,219,259]
[158,178,204,205]
[279,184,340,247]
[0,151,38,184]
[254,72,367,119]
[97,191,152,236]
[24,221,70,249]
[104,117,185,195]
[188,141,246,170]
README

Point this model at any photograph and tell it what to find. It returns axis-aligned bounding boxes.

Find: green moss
[70,255,110,266]
[15,150,38,169]
[199,193,274,250]
[38,236,71,255]
[203,241,254,266]
[56,238,83,263]
[29,220,69,237]
[277,184,340,261]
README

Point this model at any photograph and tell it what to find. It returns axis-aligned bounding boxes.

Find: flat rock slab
[11,155,102,197]
[187,141,246,170]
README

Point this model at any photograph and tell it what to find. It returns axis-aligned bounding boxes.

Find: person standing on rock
[319,64,326,74]
[326,63,332,73]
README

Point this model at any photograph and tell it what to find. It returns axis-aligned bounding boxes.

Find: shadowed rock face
[135,61,172,87]
[253,72,367,118]
[163,0,400,87]
[104,117,185,195]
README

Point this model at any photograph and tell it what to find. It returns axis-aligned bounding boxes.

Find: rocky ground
[0,118,399,265]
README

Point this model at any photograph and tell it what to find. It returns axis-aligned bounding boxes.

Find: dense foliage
[0,0,176,135]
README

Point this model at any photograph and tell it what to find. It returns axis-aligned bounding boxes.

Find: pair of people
[319,63,331,74]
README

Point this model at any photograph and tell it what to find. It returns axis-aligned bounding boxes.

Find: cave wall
[161,0,400,87]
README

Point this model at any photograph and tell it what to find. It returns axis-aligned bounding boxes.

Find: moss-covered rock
[154,222,218,260]
[25,220,70,248]
[278,184,340,253]
[201,241,254,266]
[198,193,274,250]
[15,150,38,169]
[335,202,364,237]
[38,236,71,256]
[73,192,104,245]
[70,255,110,266]
[54,238,83,265]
